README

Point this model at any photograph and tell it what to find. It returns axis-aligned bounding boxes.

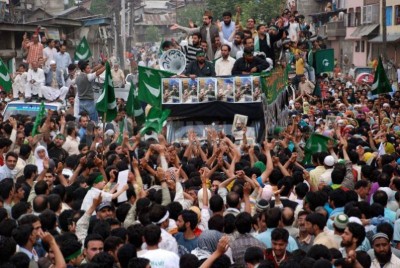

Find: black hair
[126,224,144,249]
[180,253,200,268]
[39,209,57,232]
[60,238,82,263]
[329,189,347,208]
[91,252,115,267]
[373,190,388,207]
[104,236,124,252]
[208,214,224,232]
[12,224,33,247]
[180,209,198,230]
[9,252,29,268]
[117,243,137,268]
[235,212,252,234]
[84,233,104,248]
[244,246,264,265]
[0,178,13,200]
[305,213,326,230]
[266,207,281,228]
[0,218,17,237]
[347,222,366,247]
[128,257,150,268]
[167,201,183,221]
[307,244,332,261]
[143,224,161,246]
[33,195,48,213]
[271,227,289,243]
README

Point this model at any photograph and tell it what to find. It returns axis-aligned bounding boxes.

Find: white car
[3,101,64,120]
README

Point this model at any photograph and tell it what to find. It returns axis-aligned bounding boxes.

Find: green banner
[260,65,290,104]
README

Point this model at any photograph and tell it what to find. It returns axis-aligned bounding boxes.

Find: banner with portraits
[161,76,262,104]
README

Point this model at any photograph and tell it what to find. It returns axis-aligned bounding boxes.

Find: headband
[65,249,82,261]
[152,211,170,225]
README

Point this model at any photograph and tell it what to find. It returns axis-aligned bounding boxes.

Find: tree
[206,0,282,25]
[176,5,204,27]
[90,0,108,15]
[146,26,160,42]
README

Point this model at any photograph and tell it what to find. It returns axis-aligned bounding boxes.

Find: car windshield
[3,103,59,120]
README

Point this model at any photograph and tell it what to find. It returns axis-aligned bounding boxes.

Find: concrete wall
[296,0,324,17]
[33,0,64,14]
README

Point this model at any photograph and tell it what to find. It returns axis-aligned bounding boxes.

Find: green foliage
[206,0,283,25]
[145,26,161,42]
[90,0,109,15]
[176,5,204,26]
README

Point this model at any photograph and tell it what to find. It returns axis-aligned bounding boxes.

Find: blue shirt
[174,232,198,256]
[256,228,299,252]
[55,52,72,72]
[222,21,235,40]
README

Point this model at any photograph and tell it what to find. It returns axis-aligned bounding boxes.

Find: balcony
[326,20,346,38]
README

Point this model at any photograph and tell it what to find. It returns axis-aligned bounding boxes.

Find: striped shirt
[181,44,202,64]
[26,42,44,64]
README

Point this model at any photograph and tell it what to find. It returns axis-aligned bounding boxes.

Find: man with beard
[175,209,198,256]
[181,33,203,64]
[215,45,235,76]
[217,21,244,58]
[339,222,366,258]
[236,37,254,59]
[231,47,269,75]
[221,11,235,40]
[184,50,215,78]
[295,211,314,253]
[171,11,219,61]
[47,133,69,164]
[371,232,400,267]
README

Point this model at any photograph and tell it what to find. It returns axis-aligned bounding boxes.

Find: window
[355,7,361,26]
[396,5,400,25]
[348,8,354,26]
[355,41,365,53]
[363,4,379,24]
[387,6,393,26]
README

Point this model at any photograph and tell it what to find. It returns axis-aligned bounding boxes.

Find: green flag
[140,107,170,135]
[371,57,392,95]
[74,36,92,61]
[32,102,46,136]
[126,82,145,125]
[96,61,117,122]
[315,49,334,74]
[303,133,336,166]
[138,66,175,108]
[0,58,12,92]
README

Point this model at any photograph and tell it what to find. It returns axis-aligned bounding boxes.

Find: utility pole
[382,0,387,60]
[121,0,126,70]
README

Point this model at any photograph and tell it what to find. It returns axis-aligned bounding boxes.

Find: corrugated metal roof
[140,13,176,25]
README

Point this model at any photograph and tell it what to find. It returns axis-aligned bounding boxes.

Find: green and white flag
[0,58,12,92]
[96,61,117,122]
[32,102,46,136]
[303,133,336,166]
[138,66,175,108]
[371,57,392,95]
[314,49,334,74]
[126,82,145,125]
[74,36,92,61]
[140,107,170,135]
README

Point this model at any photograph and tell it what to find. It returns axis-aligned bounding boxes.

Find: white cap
[104,129,114,136]
[62,168,73,178]
[324,155,335,167]
[49,60,56,65]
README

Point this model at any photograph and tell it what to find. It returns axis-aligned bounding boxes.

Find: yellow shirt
[296,57,304,75]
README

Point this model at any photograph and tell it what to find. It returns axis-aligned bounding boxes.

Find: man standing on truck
[76,60,105,123]
[111,63,125,88]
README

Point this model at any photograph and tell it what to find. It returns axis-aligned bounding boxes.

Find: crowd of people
[1,4,400,268]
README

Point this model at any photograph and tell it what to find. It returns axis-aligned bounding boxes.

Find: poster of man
[235,77,253,102]
[162,78,181,104]
[232,114,248,140]
[217,78,234,102]
[198,78,217,102]
[181,78,199,103]
[252,76,262,102]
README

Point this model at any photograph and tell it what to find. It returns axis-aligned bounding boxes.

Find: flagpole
[102,111,107,162]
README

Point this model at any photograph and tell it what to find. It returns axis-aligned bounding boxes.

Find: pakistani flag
[32,102,46,136]
[96,61,117,122]
[74,36,92,61]
[140,107,170,135]
[0,58,12,92]
[371,57,392,95]
[314,49,334,74]
[138,66,175,108]
[126,82,145,125]
[303,133,336,166]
